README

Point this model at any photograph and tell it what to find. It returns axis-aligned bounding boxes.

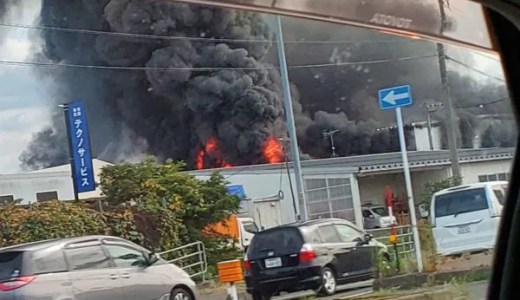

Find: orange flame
[195,137,234,170]
[205,137,218,153]
[263,136,284,163]
[195,148,204,170]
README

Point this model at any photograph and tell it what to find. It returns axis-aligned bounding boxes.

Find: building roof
[190,147,515,176]
[29,159,113,174]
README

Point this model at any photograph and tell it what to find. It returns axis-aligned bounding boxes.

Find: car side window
[31,249,68,274]
[105,244,148,268]
[334,224,363,243]
[64,245,111,271]
[317,225,341,243]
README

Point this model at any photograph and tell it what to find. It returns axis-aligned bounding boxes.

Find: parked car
[0,235,198,300]
[244,218,389,300]
[430,181,507,256]
[362,206,397,229]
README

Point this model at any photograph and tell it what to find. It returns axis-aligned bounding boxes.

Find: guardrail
[367,225,415,257]
[158,241,208,280]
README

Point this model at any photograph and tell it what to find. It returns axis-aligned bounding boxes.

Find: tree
[99,158,241,262]
[420,176,462,210]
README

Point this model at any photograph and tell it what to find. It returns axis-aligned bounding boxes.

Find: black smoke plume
[10,0,515,170]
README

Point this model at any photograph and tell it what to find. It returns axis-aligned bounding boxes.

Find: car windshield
[0,251,24,281]
[243,222,259,233]
[435,188,489,218]
[372,207,389,216]
[0,0,515,299]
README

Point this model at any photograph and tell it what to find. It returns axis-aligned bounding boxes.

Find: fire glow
[195,136,284,170]
[263,136,284,164]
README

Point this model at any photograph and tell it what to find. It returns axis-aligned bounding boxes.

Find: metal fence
[367,225,415,257]
[158,241,208,280]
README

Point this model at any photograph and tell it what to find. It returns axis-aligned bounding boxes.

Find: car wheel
[318,267,337,296]
[252,291,269,300]
[170,287,192,300]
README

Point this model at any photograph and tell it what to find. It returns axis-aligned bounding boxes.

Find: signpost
[378,85,424,272]
[63,101,96,200]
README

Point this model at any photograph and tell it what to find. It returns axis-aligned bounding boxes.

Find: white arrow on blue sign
[378,85,413,110]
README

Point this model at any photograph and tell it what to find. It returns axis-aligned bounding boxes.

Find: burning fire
[195,148,204,170]
[263,136,284,164]
[195,135,284,170]
[195,137,234,170]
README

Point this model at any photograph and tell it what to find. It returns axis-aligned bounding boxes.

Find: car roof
[434,181,508,197]
[0,235,128,253]
[264,218,355,231]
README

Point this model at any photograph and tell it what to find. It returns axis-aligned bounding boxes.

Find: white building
[190,147,514,229]
[0,148,514,230]
[0,159,112,204]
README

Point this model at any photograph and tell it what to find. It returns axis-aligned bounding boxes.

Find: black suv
[244,218,388,299]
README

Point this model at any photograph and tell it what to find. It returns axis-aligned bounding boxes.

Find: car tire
[170,287,193,300]
[318,267,337,296]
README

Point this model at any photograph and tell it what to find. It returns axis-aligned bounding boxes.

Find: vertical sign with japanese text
[66,101,95,193]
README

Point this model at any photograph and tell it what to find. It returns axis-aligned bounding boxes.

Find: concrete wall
[460,159,513,184]
[196,171,299,226]
[357,167,451,207]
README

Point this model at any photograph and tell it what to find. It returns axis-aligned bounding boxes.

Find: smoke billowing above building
[0,0,514,170]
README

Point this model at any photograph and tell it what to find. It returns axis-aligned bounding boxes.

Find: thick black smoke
[11,0,515,170]
[20,0,284,169]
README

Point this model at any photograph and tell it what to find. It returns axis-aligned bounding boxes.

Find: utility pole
[437,0,461,177]
[322,129,339,157]
[424,102,444,151]
[275,16,308,221]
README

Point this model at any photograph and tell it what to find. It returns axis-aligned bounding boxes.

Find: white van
[430,181,507,256]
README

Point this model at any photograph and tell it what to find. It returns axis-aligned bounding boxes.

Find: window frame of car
[315,223,343,244]
[332,222,365,243]
[63,239,112,271]
[101,239,150,269]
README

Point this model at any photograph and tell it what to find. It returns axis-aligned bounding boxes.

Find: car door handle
[327,247,335,250]
[110,274,118,280]
[121,273,131,279]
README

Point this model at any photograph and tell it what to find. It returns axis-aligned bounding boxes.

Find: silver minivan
[430,181,507,256]
[0,236,199,300]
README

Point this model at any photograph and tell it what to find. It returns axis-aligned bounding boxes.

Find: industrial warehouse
[1,147,513,230]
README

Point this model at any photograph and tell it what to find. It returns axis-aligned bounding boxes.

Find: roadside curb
[339,288,451,300]
[374,266,491,291]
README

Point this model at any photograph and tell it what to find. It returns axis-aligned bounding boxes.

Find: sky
[0,0,507,174]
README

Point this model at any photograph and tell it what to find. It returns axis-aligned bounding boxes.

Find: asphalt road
[200,280,488,300]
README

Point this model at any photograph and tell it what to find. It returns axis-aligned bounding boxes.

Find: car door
[333,224,374,278]
[64,241,125,300]
[316,224,354,280]
[102,241,169,300]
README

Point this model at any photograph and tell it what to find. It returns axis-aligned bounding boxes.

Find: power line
[456,97,509,109]
[0,22,426,45]
[446,55,505,82]
[0,54,437,71]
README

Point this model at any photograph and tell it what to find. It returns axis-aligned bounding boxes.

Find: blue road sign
[378,85,413,110]
[227,185,246,200]
[66,101,96,193]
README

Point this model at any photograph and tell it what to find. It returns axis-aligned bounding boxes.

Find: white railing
[158,241,208,280]
[367,225,415,256]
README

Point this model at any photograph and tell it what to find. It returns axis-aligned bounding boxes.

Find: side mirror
[369,214,375,219]
[364,233,373,243]
[147,252,160,266]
